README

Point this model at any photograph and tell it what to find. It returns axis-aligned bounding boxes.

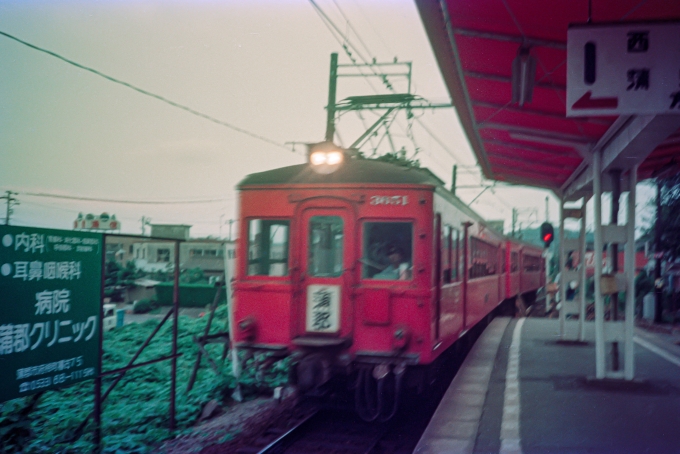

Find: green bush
[0,305,290,453]
[133,299,153,314]
[155,283,225,308]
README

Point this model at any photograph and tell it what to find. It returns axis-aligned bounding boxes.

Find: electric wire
[0,30,291,152]
[314,1,525,215]
[331,0,376,63]
[311,0,460,169]
[17,191,230,205]
[317,1,481,178]
[349,0,395,58]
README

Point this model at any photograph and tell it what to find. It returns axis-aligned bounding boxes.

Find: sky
[0,0,655,239]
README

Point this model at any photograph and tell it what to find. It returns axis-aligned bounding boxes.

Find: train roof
[238,159,545,251]
[238,158,445,187]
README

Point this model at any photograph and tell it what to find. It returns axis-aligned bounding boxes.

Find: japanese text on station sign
[567,22,680,116]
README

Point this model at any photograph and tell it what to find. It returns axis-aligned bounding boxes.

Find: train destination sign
[567,21,680,116]
[0,225,102,403]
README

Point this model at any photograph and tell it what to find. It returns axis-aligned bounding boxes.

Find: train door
[296,206,355,341]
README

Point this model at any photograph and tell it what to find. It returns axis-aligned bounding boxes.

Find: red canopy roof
[416,0,680,196]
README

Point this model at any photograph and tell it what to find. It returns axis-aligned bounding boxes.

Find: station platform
[414,317,680,454]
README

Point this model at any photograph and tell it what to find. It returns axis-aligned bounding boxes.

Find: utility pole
[140,216,151,236]
[545,196,549,222]
[325,52,338,142]
[227,219,235,241]
[511,208,517,237]
[451,165,457,195]
[1,191,19,225]
[321,52,450,153]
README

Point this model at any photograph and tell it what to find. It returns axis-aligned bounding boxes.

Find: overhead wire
[331,0,376,62]
[17,191,230,204]
[315,0,485,181]
[0,29,291,152]
[349,0,396,58]
[317,0,530,217]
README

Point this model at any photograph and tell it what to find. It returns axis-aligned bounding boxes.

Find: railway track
[253,408,419,454]
[227,317,488,454]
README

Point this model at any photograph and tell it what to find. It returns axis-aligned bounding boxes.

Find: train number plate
[306,285,340,333]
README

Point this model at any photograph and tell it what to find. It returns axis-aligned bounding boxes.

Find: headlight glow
[310,151,327,166]
[326,151,344,165]
[307,142,346,174]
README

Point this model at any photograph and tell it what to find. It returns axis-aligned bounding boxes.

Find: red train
[232,144,544,419]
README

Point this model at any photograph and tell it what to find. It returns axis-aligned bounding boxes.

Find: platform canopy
[416,0,680,199]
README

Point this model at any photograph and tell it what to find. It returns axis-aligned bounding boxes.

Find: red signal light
[540,222,554,248]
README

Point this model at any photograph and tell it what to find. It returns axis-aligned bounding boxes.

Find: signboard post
[567,21,680,117]
[0,226,102,403]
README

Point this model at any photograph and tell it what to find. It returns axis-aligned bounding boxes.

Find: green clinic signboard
[0,226,102,403]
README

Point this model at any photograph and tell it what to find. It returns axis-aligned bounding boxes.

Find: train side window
[362,222,413,280]
[511,251,519,273]
[308,216,344,277]
[469,237,499,279]
[442,226,452,284]
[247,219,289,276]
[523,254,541,272]
[453,229,460,282]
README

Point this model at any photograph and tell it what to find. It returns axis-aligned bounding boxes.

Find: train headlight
[307,141,345,174]
[310,151,328,166]
[326,150,344,165]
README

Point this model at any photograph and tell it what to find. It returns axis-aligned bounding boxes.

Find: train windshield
[308,216,344,277]
[247,219,289,276]
[362,222,413,280]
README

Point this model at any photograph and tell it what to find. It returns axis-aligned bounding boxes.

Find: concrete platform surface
[416,318,680,454]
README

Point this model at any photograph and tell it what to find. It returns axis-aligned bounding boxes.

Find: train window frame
[469,236,499,279]
[511,251,519,273]
[308,215,344,278]
[361,220,414,281]
[442,225,452,284]
[453,228,461,282]
[246,219,290,277]
[523,253,542,273]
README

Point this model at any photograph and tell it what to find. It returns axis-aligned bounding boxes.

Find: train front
[231,143,437,418]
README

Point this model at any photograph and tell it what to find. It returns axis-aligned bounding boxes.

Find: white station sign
[567,22,680,117]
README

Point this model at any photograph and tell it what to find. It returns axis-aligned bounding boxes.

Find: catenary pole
[325,53,338,142]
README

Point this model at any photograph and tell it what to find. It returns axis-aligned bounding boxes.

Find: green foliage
[658,174,680,261]
[133,299,153,314]
[180,267,207,284]
[0,305,289,453]
[105,261,144,302]
[155,283,226,308]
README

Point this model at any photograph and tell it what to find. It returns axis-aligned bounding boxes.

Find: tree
[104,260,142,301]
[180,267,207,284]
[658,173,680,261]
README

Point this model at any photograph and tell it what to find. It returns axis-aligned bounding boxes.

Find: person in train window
[373,245,411,280]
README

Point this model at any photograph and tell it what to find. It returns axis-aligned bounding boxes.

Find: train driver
[373,245,411,280]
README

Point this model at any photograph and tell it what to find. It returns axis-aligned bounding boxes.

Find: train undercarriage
[237,298,519,422]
